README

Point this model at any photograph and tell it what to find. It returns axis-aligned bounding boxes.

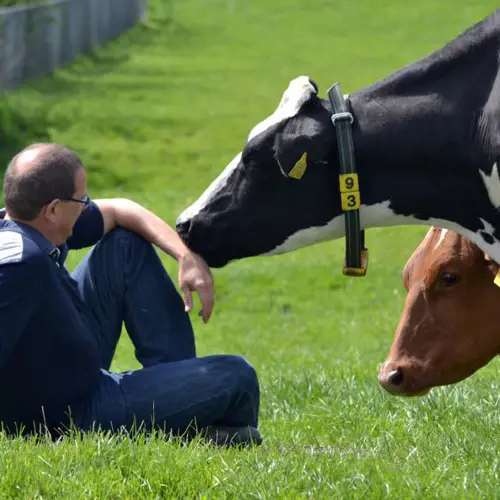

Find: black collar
[327,82,368,277]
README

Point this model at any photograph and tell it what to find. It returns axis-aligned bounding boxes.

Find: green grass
[1,0,500,496]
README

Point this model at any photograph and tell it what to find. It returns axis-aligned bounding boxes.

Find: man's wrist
[174,246,193,263]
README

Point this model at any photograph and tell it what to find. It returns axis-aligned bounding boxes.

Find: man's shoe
[201,425,263,447]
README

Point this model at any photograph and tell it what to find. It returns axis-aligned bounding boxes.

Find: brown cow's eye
[442,272,460,286]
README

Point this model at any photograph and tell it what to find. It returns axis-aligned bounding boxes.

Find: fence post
[0,0,148,93]
[140,0,148,24]
[0,9,5,97]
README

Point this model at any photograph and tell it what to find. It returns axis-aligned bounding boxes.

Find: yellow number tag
[339,173,359,193]
[341,191,361,211]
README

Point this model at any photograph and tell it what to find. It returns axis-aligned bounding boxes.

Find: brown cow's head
[379,227,500,396]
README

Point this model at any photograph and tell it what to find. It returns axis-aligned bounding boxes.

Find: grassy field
[1,0,500,497]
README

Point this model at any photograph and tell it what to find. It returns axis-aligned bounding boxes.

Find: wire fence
[0,0,147,91]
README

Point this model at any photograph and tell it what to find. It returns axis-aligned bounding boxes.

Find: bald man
[0,143,261,446]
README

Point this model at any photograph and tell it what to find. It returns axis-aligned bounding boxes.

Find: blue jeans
[68,228,260,435]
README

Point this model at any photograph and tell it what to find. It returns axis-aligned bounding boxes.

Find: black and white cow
[177,10,500,269]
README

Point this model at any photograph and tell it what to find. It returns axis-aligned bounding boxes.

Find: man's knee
[100,227,148,248]
[86,227,163,288]
[95,227,153,263]
[215,355,259,393]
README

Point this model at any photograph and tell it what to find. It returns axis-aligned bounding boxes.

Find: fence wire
[0,0,147,90]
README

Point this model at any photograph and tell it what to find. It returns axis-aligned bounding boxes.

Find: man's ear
[42,199,60,222]
[273,109,333,180]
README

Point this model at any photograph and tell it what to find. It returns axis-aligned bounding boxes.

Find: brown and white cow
[379,227,500,396]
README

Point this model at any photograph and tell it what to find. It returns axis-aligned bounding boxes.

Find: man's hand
[178,250,214,323]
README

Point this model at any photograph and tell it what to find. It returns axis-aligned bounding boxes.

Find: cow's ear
[273,133,312,180]
[273,111,333,180]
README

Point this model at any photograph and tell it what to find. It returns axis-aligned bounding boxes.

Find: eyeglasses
[62,194,90,207]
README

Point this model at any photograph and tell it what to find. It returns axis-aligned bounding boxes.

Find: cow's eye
[442,272,460,286]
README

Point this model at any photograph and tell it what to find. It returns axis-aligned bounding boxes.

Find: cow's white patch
[480,217,496,237]
[479,162,500,209]
[263,200,500,265]
[0,231,23,264]
[177,76,316,225]
[434,228,448,250]
[263,201,408,255]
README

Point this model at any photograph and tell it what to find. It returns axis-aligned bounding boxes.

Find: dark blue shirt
[0,201,105,431]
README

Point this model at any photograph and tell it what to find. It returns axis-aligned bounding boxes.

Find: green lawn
[1,0,500,497]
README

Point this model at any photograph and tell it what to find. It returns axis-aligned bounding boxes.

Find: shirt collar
[0,207,61,261]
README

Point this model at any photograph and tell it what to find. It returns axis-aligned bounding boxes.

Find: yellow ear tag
[494,269,500,288]
[288,152,308,179]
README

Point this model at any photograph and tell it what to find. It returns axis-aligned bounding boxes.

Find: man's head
[3,143,88,246]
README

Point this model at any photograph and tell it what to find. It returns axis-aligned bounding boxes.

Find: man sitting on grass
[0,142,261,447]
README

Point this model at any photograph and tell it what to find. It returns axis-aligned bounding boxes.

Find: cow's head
[176,76,343,268]
[378,227,500,396]
[177,34,500,270]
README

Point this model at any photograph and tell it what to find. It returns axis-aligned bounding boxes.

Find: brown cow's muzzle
[378,360,432,397]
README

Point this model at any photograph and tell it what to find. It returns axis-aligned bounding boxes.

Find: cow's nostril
[388,368,404,386]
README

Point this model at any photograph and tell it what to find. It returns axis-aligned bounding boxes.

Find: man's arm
[93,198,214,323]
